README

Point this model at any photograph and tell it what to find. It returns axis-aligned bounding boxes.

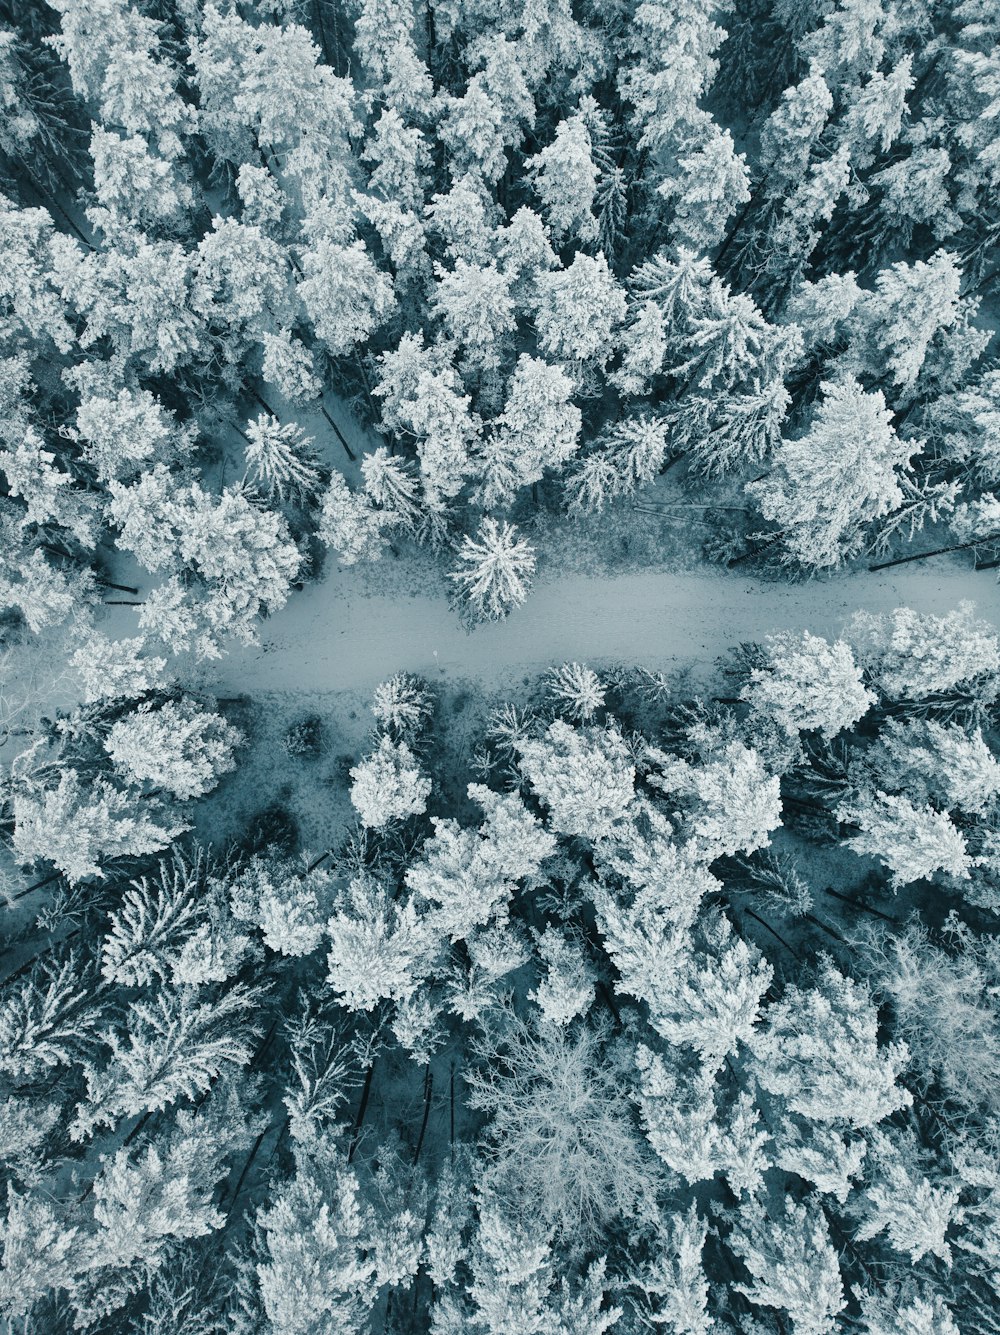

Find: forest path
[134,557,1000,697]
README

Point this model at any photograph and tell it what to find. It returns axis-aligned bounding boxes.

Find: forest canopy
[3,0,1000,1332]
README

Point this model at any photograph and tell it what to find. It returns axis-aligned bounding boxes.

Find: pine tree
[744,630,875,738]
[475,355,582,509]
[517,720,635,839]
[546,662,606,722]
[449,517,536,622]
[838,790,971,887]
[534,252,628,372]
[847,602,1000,701]
[317,472,387,567]
[71,983,259,1139]
[652,740,782,859]
[729,1197,845,1335]
[528,927,595,1026]
[13,769,187,883]
[326,875,431,1010]
[100,858,202,987]
[649,914,772,1072]
[255,1166,379,1335]
[633,1204,714,1335]
[70,632,168,704]
[526,112,599,244]
[349,735,431,828]
[856,1132,960,1264]
[0,951,96,1080]
[105,697,242,800]
[244,415,322,503]
[747,376,915,570]
[749,960,912,1128]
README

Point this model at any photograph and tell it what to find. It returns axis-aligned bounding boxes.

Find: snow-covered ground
[102,553,1000,696]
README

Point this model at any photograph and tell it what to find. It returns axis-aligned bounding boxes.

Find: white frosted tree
[774,1120,868,1203]
[298,236,396,358]
[517,720,635,840]
[475,355,582,509]
[244,414,321,503]
[652,741,782,860]
[349,735,430,829]
[749,961,912,1128]
[449,517,536,623]
[847,602,1000,701]
[70,632,167,704]
[430,259,516,373]
[255,1168,378,1335]
[633,1203,714,1335]
[649,915,772,1073]
[546,661,605,722]
[317,472,386,567]
[744,630,874,738]
[534,252,628,371]
[856,1134,961,1264]
[747,377,915,570]
[105,697,241,800]
[71,983,257,1139]
[326,876,431,1010]
[526,112,599,244]
[729,1198,845,1335]
[12,770,186,883]
[528,927,595,1026]
[838,791,971,887]
[869,719,1000,815]
[467,1013,652,1242]
[371,672,434,739]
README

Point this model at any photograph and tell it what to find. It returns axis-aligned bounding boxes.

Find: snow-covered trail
[125,558,1000,698]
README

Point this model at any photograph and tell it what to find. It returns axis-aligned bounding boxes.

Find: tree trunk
[347,1061,375,1163]
[412,1067,433,1165]
[95,579,140,595]
[9,869,63,901]
[821,885,899,924]
[321,404,357,461]
[868,532,1000,571]
[743,906,802,959]
[225,1125,269,1217]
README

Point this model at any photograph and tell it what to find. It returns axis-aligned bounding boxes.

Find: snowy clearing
[103,555,1000,696]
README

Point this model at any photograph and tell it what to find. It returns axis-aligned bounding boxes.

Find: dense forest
[2,0,1000,1331]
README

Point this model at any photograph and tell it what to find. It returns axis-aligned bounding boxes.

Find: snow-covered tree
[12,770,186,883]
[546,662,605,722]
[475,355,581,508]
[244,414,321,503]
[749,960,912,1128]
[652,740,782,859]
[71,983,258,1139]
[528,927,595,1026]
[105,697,241,800]
[526,112,599,244]
[649,914,772,1072]
[317,472,386,567]
[449,517,536,622]
[326,876,430,1010]
[255,1167,378,1335]
[633,1204,714,1335]
[839,790,971,887]
[349,735,430,829]
[848,602,1000,701]
[729,1198,846,1335]
[744,630,875,737]
[856,1133,960,1264]
[518,720,635,839]
[747,377,915,570]
[534,252,628,372]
